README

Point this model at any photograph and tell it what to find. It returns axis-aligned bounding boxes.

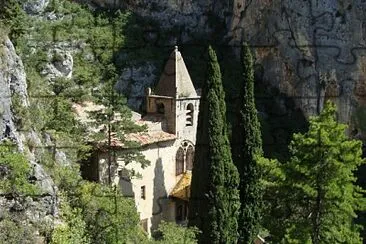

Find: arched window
[186,103,194,126]
[186,145,194,171]
[157,103,165,114]
[176,147,184,175]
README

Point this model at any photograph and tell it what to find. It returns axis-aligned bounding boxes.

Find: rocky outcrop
[0,35,58,231]
[23,0,49,15]
[41,48,74,80]
[85,0,366,140]
[116,63,157,110]
[226,1,363,122]
[0,37,28,147]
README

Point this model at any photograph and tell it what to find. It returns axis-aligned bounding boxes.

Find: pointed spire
[155,46,198,98]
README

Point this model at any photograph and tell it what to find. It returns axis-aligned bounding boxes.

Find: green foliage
[189,46,240,243]
[231,42,263,243]
[152,221,200,244]
[11,94,31,130]
[263,101,366,243]
[45,97,78,133]
[72,182,147,244]
[0,142,39,195]
[51,197,90,244]
[0,216,38,244]
[0,0,28,43]
[53,189,199,244]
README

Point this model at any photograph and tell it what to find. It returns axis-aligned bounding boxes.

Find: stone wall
[97,139,181,234]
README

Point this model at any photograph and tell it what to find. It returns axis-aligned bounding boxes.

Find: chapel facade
[88,46,200,234]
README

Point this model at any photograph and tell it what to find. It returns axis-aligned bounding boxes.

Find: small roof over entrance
[170,172,191,201]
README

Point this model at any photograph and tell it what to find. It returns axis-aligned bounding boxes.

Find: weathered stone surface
[41,49,73,80]
[32,162,55,194]
[115,63,157,110]
[87,0,366,136]
[0,38,28,148]
[0,35,58,230]
[23,0,49,15]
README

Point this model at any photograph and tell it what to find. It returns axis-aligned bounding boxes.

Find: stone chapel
[79,46,201,235]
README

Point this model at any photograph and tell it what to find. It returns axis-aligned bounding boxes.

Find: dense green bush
[152,221,200,244]
[0,0,28,44]
[0,142,39,195]
[0,216,38,244]
[51,197,90,244]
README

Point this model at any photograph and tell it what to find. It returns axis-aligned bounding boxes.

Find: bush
[153,221,199,244]
[0,141,39,195]
[0,217,38,244]
[51,197,90,244]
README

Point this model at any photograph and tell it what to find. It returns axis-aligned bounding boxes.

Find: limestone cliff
[82,0,365,140]
[0,34,58,239]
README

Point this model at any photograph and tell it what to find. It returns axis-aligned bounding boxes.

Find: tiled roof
[97,130,176,149]
[72,101,176,148]
[126,131,176,146]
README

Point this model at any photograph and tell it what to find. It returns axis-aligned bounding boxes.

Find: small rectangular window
[141,186,146,200]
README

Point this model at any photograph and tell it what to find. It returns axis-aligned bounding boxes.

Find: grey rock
[32,162,55,195]
[55,150,69,166]
[116,63,157,110]
[46,11,57,21]
[0,37,28,149]
[0,36,59,228]
[42,49,73,80]
[23,0,49,15]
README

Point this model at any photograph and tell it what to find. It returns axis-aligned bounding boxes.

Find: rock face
[226,0,364,123]
[42,48,74,80]
[86,0,366,139]
[23,0,49,15]
[0,35,58,228]
[0,37,28,147]
[115,63,157,110]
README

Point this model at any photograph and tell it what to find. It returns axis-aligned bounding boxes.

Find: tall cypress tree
[189,46,240,243]
[232,42,263,243]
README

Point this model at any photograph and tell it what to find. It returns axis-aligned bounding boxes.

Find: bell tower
[146,46,200,143]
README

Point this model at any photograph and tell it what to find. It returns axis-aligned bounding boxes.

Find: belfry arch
[175,141,195,175]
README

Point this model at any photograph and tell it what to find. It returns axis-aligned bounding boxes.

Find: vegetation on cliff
[0,0,198,243]
[1,0,365,243]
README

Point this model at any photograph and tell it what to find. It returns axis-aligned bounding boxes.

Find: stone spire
[155,46,197,98]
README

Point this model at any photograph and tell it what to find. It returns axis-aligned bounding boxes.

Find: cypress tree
[232,42,263,243]
[189,46,240,243]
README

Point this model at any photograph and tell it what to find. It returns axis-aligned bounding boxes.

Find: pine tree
[265,101,366,243]
[0,0,28,43]
[89,64,149,184]
[189,46,240,243]
[231,42,263,243]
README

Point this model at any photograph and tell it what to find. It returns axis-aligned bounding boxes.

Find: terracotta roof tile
[73,101,176,148]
